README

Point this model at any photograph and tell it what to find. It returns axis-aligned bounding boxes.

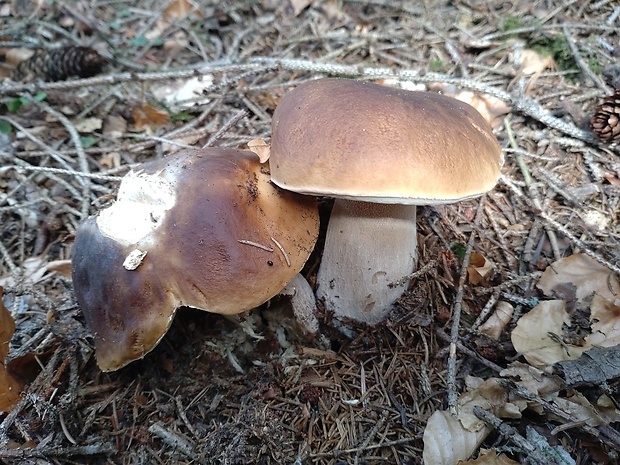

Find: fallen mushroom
[72,148,319,371]
[270,78,502,324]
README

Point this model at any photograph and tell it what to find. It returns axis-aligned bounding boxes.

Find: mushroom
[270,78,502,324]
[71,148,319,371]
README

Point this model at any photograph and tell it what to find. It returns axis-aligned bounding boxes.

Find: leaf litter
[1,1,620,464]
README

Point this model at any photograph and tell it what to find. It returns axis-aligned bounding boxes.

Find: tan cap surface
[270,78,503,204]
[72,148,319,371]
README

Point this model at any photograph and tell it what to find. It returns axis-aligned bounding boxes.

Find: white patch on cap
[97,169,176,247]
[123,249,147,270]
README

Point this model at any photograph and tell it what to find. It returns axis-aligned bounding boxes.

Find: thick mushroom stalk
[316,200,417,323]
[72,148,319,371]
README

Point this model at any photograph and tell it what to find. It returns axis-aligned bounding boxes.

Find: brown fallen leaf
[145,0,202,40]
[537,253,620,303]
[517,49,556,76]
[511,295,620,368]
[501,361,562,397]
[511,300,582,367]
[461,449,520,465]
[100,152,121,170]
[467,252,494,286]
[0,256,71,287]
[247,138,271,163]
[426,83,510,128]
[458,377,522,433]
[551,391,620,428]
[73,117,103,133]
[585,295,620,347]
[164,0,202,21]
[0,287,22,412]
[289,0,312,16]
[103,115,127,140]
[423,409,488,465]
[132,103,170,131]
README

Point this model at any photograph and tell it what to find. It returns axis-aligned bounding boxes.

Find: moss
[429,58,445,72]
[530,35,576,71]
[502,15,525,33]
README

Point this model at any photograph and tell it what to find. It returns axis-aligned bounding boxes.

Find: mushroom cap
[71,148,319,371]
[270,78,503,205]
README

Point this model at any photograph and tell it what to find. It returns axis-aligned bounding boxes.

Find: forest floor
[1,1,619,464]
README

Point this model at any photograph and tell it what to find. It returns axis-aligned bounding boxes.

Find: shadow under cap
[72,148,319,371]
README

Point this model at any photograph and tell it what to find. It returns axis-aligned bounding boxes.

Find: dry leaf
[4,47,34,66]
[467,252,494,286]
[103,115,127,139]
[247,138,271,163]
[511,295,620,368]
[145,0,202,40]
[586,295,620,347]
[537,254,620,303]
[164,0,201,21]
[460,449,520,465]
[132,103,170,131]
[423,409,489,465]
[0,256,71,287]
[458,377,522,433]
[517,49,556,76]
[99,152,121,169]
[0,287,22,412]
[163,31,190,56]
[320,0,347,21]
[162,134,203,154]
[510,48,556,93]
[426,83,510,128]
[500,362,562,397]
[479,301,514,340]
[151,75,213,112]
[289,0,312,16]
[511,300,584,367]
[551,392,620,427]
[255,91,283,110]
[45,259,72,279]
[454,91,510,128]
[73,117,102,134]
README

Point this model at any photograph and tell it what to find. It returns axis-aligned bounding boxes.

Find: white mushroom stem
[316,199,418,324]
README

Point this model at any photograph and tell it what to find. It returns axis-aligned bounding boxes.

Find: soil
[1,1,619,464]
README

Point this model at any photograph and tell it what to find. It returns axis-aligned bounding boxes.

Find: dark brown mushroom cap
[71,148,319,371]
[271,78,503,204]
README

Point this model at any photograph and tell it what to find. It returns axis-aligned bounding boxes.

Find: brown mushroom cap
[270,78,503,204]
[72,148,319,371]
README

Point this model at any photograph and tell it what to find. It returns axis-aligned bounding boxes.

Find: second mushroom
[269,78,503,324]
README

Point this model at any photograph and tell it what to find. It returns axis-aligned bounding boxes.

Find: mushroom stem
[280,273,319,335]
[316,199,418,324]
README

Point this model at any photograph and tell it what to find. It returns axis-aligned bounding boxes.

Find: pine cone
[11,46,105,82]
[590,90,620,143]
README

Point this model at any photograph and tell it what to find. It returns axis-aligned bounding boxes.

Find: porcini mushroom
[71,148,319,371]
[270,78,502,324]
